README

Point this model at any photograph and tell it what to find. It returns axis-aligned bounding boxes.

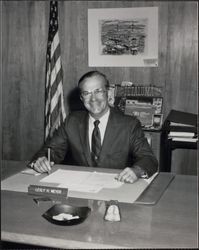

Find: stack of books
[165,110,198,143]
[115,85,162,97]
[168,131,197,142]
[114,85,163,129]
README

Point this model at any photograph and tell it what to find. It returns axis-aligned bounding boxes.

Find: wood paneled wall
[0,1,2,163]
[2,1,198,174]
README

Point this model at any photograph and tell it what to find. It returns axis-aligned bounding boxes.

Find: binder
[166,109,197,126]
[164,109,197,133]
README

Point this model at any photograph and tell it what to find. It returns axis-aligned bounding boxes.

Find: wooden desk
[1,161,198,249]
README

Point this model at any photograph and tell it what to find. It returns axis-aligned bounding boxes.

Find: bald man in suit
[30,71,158,183]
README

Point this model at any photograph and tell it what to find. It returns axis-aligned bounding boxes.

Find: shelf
[168,139,197,150]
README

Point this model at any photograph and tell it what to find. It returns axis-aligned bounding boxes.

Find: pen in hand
[47,148,51,175]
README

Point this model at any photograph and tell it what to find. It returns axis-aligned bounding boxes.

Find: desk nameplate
[28,184,68,198]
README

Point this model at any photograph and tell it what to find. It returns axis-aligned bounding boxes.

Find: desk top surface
[1,160,198,249]
[1,161,173,205]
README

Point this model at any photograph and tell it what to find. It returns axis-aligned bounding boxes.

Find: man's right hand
[32,156,54,173]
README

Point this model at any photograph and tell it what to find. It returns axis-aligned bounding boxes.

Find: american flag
[45,1,66,140]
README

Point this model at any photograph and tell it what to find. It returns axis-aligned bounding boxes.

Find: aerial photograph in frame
[88,7,158,66]
[100,18,148,56]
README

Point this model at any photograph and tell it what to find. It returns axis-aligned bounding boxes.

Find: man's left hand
[115,167,138,184]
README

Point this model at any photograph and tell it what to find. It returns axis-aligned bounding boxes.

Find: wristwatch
[133,165,148,179]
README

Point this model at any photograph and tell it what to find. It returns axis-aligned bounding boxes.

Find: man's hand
[32,156,54,173]
[115,167,138,184]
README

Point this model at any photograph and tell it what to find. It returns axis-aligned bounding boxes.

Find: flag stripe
[50,42,61,70]
[51,81,63,112]
[51,98,61,127]
[51,32,59,59]
[50,68,62,97]
[50,57,62,87]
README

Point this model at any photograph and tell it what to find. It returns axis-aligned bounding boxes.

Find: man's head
[78,71,110,119]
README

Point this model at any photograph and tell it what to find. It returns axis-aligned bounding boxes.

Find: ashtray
[42,204,91,225]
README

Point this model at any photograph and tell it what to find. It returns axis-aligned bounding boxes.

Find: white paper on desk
[59,183,103,193]
[40,169,123,193]
[21,168,41,176]
[41,169,92,185]
[85,171,123,188]
[143,172,158,184]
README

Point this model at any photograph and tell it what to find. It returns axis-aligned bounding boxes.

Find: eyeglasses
[81,88,106,99]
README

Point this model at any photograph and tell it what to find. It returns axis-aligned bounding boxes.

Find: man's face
[79,75,109,119]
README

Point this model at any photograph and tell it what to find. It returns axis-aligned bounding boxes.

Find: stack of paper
[40,170,123,193]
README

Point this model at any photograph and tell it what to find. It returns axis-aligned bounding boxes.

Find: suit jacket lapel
[99,108,118,161]
[78,113,92,166]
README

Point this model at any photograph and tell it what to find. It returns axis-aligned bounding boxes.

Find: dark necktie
[91,120,101,166]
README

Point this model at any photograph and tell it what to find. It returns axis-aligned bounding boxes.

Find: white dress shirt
[88,109,110,151]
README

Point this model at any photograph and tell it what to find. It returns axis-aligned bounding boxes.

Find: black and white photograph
[1,1,198,249]
[152,114,163,128]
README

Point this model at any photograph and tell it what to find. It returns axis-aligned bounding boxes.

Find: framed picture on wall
[88,7,158,67]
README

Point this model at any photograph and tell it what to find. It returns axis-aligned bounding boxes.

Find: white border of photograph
[88,7,158,67]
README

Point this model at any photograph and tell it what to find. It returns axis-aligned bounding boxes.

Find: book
[169,122,195,127]
[168,126,197,133]
[164,109,197,133]
[115,85,162,97]
[171,137,198,142]
[166,109,197,127]
[168,131,195,138]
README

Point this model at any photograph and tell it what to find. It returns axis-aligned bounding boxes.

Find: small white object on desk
[21,168,41,176]
[104,201,121,222]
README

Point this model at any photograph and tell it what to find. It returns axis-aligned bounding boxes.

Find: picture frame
[88,7,158,67]
[152,114,163,128]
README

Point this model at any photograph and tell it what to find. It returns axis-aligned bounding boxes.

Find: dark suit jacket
[32,108,158,177]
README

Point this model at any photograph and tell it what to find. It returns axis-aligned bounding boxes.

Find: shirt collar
[89,108,110,125]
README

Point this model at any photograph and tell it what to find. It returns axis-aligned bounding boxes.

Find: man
[30,71,158,183]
